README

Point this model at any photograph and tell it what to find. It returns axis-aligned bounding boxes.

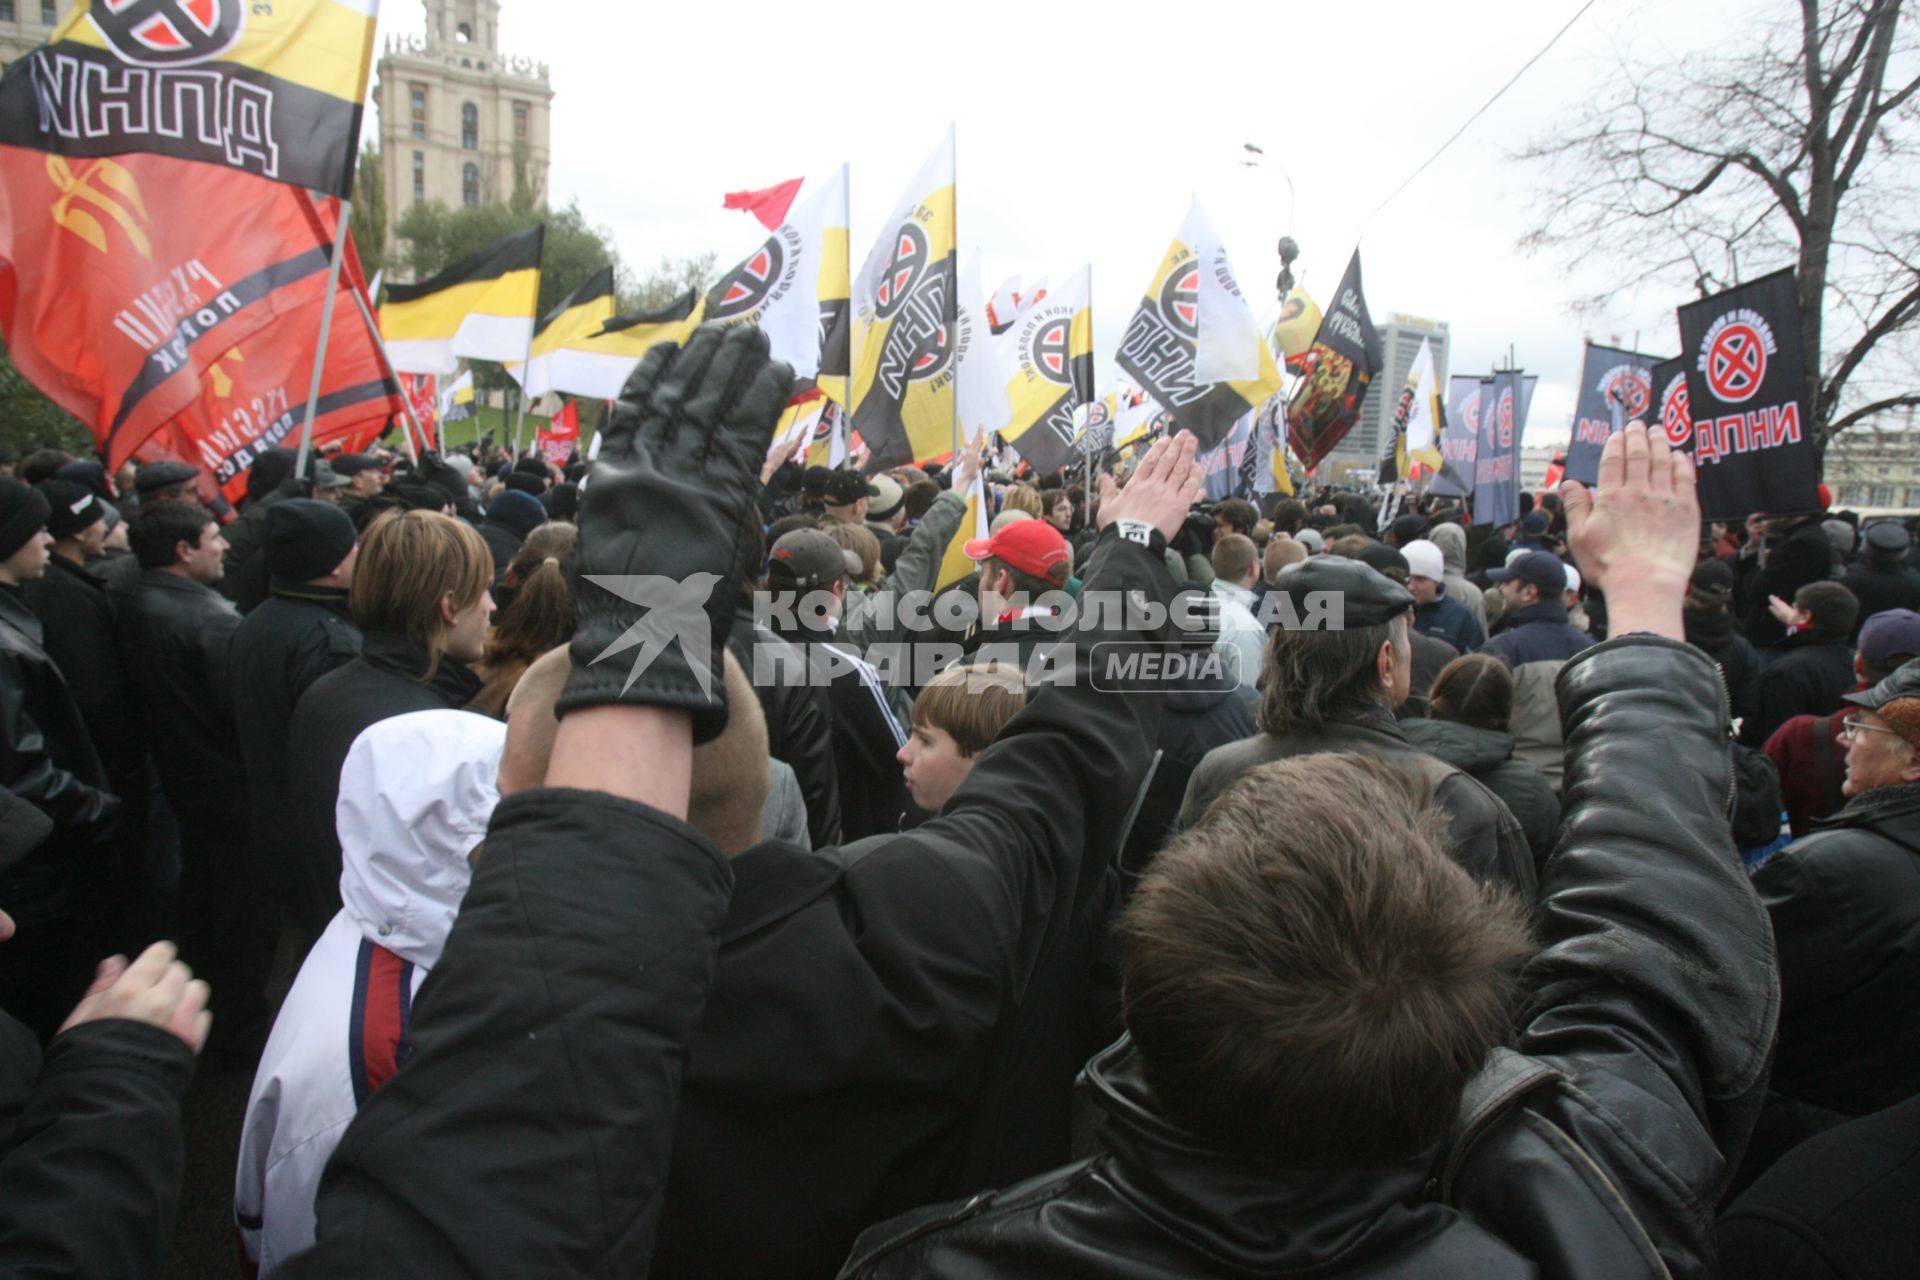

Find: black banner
[1564,343,1661,486]
[1652,356,1692,454]
[1677,268,1819,520]
[1286,250,1382,468]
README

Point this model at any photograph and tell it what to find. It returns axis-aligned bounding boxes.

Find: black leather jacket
[117,572,249,823]
[841,637,1777,1280]
[0,586,118,926]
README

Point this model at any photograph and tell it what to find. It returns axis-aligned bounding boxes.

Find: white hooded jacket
[235,709,505,1274]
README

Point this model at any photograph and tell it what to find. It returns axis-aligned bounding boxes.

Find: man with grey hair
[1179,556,1533,894]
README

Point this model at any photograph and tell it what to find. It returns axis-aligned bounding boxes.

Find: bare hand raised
[1560,421,1699,640]
[1097,432,1203,540]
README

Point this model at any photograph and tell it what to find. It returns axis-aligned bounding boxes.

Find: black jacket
[650,532,1176,1280]
[116,572,248,824]
[0,1012,197,1277]
[1684,606,1760,728]
[22,553,140,773]
[1481,598,1594,668]
[230,581,361,928]
[281,789,733,1278]
[1180,708,1537,898]
[283,633,481,941]
[1839,561,1920,640]
[769,617,912,841]
[0,586,117,927]
[1121,679,1255,874]
[729,611,843,848]
[843,637,1778,1280]
[1401,717,1561,863]
[1747,629,1856,746]
[1752,781,1920,1117]
[1716,1091,1920,1280]
[1744,517,1833,647]
[1414,591,1486,653]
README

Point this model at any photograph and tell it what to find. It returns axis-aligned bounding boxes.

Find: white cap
[1402,539,1445,584]
[1506,547,1531,567]
[1295,528,1324,554]
[1563,564,1582,595]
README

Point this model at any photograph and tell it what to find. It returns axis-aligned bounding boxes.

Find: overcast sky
[373,0,1780,445]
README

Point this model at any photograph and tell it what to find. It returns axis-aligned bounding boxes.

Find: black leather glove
[558,323,793,739]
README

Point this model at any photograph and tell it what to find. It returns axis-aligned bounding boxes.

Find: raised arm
[1456,424,1777,1278]
[283,324,791,1279]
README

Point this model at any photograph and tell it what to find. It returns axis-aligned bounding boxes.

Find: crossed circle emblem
[92,0,245,67]
[709,239,784,321]
[873,224,930,321]
[1159,265,1200,339]
[1705,323,1767,403]
[1661,377,1692,447]
[1030,317,1073,386]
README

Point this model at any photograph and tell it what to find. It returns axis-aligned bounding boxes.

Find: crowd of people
[0,321,1916,1277]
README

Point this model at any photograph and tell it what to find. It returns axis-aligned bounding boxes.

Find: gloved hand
[558,323,793,739]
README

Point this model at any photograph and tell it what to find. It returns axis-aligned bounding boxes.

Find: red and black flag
[1287,250,1382,468]
[1677,268,1819,520]
[0,1,389,485]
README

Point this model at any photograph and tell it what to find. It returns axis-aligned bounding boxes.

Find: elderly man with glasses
[1750,660,1920,1146]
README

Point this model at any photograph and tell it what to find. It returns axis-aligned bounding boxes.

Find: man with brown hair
[843,422,1777,1280]
[1180,555,1532,894]
[1207,532,1265,684]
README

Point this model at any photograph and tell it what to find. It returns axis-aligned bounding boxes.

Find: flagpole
[949,126,961,469]
[295,201,353,480]
[1083,269,1095,517]
[512,326,536,458]
[343,283,421,465]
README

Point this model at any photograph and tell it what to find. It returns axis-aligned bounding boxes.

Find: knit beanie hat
[35,479,103,540]
[266,498,357,583]
[0,477,50,560]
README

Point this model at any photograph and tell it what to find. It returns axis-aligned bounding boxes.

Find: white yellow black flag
[849,127,962,467]
[997,265,1091,473]
[381,225,544,375]
[507,265,616,398]
[1116,198,1280,449]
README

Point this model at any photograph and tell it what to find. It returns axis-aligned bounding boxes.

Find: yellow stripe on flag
[380,269,541,341]
[54,0,378,104]
[937,461,988,591]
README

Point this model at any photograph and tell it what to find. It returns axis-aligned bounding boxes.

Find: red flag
[0,151,402,489]
[130,206,405,502]
[536,400,580,465]
[722,177,804,230]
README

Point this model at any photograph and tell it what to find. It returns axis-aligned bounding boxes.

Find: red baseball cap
[964,519,1071,586]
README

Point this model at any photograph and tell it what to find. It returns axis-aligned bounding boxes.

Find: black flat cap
[330,453,382,477]
[1866,522,1912,553]
[1271,556,1414,628]
[1843,659,1920,713]
[134,460,199,494]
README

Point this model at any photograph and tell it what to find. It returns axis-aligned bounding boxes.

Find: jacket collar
[269,580,353,616]
[1212,579,1257,610]
[1816,780,1920,841]
[1083,1038,1456,1271]
[47,551,103,590]
[1779,628,1848,652]
[359,631,483,702]
[1499,598,1569,629]
[0,583,42,647]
